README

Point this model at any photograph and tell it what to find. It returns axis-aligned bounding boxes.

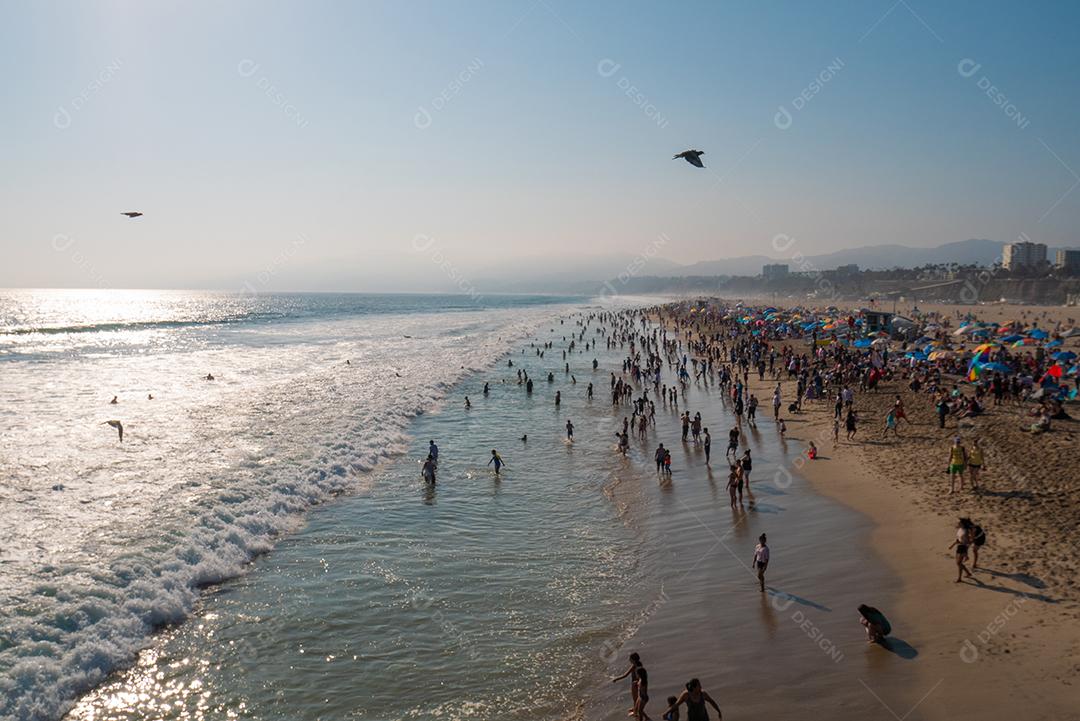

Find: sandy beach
[647,298,1080,720]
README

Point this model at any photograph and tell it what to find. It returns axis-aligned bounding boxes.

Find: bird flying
[103,420,124,442]
[121,212,143,218]
[673,150,705,168]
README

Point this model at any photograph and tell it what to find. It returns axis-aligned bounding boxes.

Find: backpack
[973,525,986,547]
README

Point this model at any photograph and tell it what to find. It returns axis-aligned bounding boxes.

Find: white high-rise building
[1002,241,1047,271]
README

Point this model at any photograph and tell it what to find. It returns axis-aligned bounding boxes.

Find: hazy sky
[2,0,1079,290]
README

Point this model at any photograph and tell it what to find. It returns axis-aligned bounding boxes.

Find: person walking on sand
[845,408,858,440]
[948,519,974,582]
[967,438,984,490]
[726,465,740,508]
[611,652,650,721]
[752,533,770,591]
[487,449,505,475]
[666,678,723,721]
[948,436,967,493]
[882,408,899,439]
[726,426,740,460]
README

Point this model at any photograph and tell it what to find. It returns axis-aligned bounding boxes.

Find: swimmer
[147,394,153,400]
[206,373,214,381]
[521,434,528,442]
[110,396,118,404]
[465,396,471,409]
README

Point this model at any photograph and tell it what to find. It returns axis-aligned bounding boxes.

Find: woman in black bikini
[612,652,650,720]
[666,678,722,720]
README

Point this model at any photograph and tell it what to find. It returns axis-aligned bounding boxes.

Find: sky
[2,0,1079,291]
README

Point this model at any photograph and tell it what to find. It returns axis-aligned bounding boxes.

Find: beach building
[1003,241,1047,271]
[1055,248,1080,275]
[861,309,894,335]
[762,263,789,280]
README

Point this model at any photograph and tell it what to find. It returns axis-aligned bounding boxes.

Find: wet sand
[582,367,924,720]
[620,301,1080,720]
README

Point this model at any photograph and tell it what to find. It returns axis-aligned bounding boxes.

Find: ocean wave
[0,307,566,721]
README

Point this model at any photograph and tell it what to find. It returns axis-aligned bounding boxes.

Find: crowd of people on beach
[407,298,1074,718]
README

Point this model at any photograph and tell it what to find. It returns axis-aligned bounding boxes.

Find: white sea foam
[0,302,573,721]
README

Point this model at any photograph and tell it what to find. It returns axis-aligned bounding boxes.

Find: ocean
[1,290,901,721]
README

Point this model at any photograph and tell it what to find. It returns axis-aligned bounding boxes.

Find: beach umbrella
[1046,364,1064,379]
[1053,351,1077,362]
[928,350,955,360]
[1046,339,1063,348]
[1028,328,1050,339]
[1012,339,1027,347]
[1062,327,1080,338]
[980,362,1013,373]
[871,337,890,348]
[1000,334,1023,343]
[952,325,974,336]
[853,338,873,348]
[972,342,1000,354]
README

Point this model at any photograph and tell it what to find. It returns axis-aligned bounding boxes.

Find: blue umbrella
[1053,351,1077,362]
[1046,339,1063,348]
[1000,334,1023,342]
[980,362,1013,373]
[853,338,873,348]
[1028,328,1049,339]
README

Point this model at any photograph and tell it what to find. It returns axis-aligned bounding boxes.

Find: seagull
[121,211,143,218]
[103,420,124,442]
[673,149,705,168]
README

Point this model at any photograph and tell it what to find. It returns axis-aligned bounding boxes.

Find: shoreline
[660,298,1080,720]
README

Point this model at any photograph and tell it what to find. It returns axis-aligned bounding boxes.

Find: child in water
[662,696,679,721]
[488,449,504,475]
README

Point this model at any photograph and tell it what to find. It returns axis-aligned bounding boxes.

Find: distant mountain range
[470,239,1079,293]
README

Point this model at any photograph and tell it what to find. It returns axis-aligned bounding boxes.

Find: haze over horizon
[3,0,1080,291]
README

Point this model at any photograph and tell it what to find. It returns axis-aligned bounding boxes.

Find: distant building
[1055,248,1080,274]
[835,264,859,274]
[1003,241,1047,271]
[762,264,789,280]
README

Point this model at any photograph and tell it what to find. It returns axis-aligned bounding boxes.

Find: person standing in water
[752,533,770,592]
[703,428,712,465]
[421,455,437,484]
[488,449,505,475]
[611,652,650,721]
[665,678,722,721]
[555,390,561,406]
[566,419,574,441]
